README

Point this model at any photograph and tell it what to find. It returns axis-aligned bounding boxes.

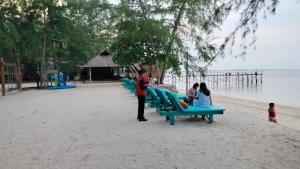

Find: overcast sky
[111,0,299,70]
[209,0,300,70]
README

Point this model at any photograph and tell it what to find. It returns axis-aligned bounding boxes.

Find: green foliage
[111,0,278,82]
[0,0,279,82]
[111,18,178,68]
[0,0,112,77]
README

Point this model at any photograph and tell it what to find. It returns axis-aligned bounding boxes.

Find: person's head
[199,82,210,96]
[138,69,145,76]
[269,103,275,108]
[193,83,199,89]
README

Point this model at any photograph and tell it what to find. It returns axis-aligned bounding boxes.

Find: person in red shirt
[268,103,277,123]
[136,69,149,121]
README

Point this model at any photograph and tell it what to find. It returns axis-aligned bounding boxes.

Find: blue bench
[162,91,225,125]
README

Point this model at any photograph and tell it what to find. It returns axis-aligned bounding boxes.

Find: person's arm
[192,91,199,100]
[187,89,194,100]
[140,79,148,90]
[187,95,194,101]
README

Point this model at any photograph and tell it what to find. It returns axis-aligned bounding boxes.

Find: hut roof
[83,51,119,68]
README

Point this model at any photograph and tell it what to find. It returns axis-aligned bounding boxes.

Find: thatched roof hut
[82,51,120,81]
[83,51,118,68]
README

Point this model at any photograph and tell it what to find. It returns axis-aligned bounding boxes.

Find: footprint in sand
[82,154,90,161]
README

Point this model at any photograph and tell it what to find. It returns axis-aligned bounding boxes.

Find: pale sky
[111,0,299,70]
[209,0,300,70]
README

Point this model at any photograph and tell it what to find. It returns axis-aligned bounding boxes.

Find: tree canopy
[110,0,279,83]
[0,0,279,84]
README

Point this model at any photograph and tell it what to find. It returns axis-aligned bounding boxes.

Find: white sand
[0,83,299,169]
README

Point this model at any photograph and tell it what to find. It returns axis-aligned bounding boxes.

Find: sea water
[164,69,300,108]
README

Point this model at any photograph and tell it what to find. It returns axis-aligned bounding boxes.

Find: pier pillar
[255,72,258,84]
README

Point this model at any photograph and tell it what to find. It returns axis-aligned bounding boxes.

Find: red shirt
[268,108,276,117]
[136,75,148,96]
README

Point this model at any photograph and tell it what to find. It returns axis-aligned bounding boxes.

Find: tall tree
[110,0,279,84]
[111,1,181,79]
[1,0,280,85]
[0,0,112,85]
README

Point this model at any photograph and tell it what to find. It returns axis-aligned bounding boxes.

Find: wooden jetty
[203,72,263,85]
[164,71,263,93]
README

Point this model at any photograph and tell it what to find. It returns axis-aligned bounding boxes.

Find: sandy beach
[0,83,299,169]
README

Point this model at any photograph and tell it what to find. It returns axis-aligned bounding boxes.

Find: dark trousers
[137,96,145,119]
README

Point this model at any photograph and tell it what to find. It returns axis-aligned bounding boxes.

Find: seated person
[193,82,212,107]
[186,83,199,104]
[148,77,157,88]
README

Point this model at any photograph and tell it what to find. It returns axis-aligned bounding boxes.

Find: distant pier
[164,71,263,93]
[202,72,263,85]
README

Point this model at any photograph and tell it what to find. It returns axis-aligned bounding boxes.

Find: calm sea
[164,69,300,108]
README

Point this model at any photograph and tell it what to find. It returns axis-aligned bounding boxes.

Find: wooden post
[255,72,258,84]
[242,74,244,84]
[0,57,5,96]
[15,59,22,91]
[89,67,92,81]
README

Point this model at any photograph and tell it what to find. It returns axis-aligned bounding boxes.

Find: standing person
[136,69,149,121]
[187,83,199,104]
[268,103,277,123]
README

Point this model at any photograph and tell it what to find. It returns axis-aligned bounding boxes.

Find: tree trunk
[155,58,161,83]
[41,8,47,89]
[40,33,47,88]
[160,1,187,84]
[8,50,21,89]
[9,50,16,62]
[15,59,22,91]
[159,69,165,84]
[138,0,163,84]
[0,57,5,96]
[184,52,189,94]
[149,64,152,77]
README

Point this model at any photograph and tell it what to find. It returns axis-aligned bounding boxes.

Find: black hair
[199,82,210,96]
[138,69,144,75]
[193,83,199,89]
[269,103,275,107]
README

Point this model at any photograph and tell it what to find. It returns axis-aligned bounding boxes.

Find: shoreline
[212,94,300,131]
[212,92,300,109]
[213,94,300,112]
[178,88,300,130]
[177,88,300,113]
